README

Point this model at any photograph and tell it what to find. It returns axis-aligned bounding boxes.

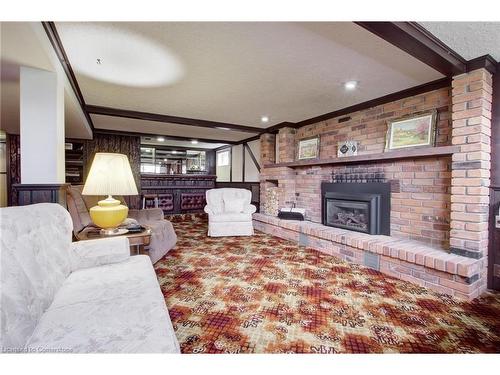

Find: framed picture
[297,136,320,160]
[385,110,437,151]
[337,140,358,157]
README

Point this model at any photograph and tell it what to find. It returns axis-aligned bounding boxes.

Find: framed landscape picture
[385,110,437,151]
[297,136,320,160]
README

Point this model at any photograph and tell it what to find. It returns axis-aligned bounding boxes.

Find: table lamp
[82,152,138,235]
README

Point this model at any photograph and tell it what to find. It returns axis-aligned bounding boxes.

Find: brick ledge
[253,213,480,278]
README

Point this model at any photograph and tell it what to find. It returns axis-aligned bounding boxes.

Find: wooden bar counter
[140,174,216,214]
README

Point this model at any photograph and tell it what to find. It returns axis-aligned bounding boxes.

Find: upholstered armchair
[66,185,177,264]
[204,188,256,237]
[0,203,180,353]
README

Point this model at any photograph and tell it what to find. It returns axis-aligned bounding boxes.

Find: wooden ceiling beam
[354,22,467,76]
[87,105,262,134]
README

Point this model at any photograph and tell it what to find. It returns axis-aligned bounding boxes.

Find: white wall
[216,148,231,182]
[231,144,243,182]
[20,66,65,184]
[244,139,260,182]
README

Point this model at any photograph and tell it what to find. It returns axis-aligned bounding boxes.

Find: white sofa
[204,188,256,237]
[0,203,180,353]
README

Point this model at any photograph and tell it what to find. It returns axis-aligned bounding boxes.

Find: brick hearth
[253,213,482,299]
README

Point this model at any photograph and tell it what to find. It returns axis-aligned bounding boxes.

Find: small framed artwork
[297,136,320,160]
[385,110,437,151]
[337,140,358,157]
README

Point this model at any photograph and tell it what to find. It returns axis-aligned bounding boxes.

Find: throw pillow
[223,197,245,213]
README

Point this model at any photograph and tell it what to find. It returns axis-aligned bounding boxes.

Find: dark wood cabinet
[141,174,216,214]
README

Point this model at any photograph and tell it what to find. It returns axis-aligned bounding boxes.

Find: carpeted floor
[154,214,500,353]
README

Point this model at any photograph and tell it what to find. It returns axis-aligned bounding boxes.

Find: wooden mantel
[264,145,459,169]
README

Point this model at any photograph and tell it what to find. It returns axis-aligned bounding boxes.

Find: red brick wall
[295,87,452,155]
[291,158,451,249]
[260,87,453,250]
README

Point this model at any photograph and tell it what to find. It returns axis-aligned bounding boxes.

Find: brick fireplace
[322,181,391,235]
[254,68,493,300]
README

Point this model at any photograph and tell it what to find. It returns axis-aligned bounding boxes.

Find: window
[217,150,230,166]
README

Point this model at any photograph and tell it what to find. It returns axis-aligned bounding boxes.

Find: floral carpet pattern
[155,214,500,353]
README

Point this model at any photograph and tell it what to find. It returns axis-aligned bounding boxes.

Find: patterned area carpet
[155,215,500,353]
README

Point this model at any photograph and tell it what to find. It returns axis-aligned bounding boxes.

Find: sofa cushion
[206,188,252,215]
[66,185,93,234]
[26,256,180,353]
[209,212,252,223]
[139,220,178,264]
[223,197,245,213]
[0,204,73,349]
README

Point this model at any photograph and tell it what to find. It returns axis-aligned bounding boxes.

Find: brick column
[260,133,276,165]
[277,127,296,163]
[450,68,492,265]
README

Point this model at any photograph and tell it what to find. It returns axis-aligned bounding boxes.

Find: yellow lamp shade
[82,153,138,233]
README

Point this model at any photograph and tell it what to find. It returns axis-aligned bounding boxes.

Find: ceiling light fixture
[261,116,269,123]
[191,140,199,145]
[216,127,230,130]
[172,150,178,154]
[157,137,165,142]
[344,81,358,90]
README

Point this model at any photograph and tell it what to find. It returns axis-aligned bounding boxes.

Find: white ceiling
[419,22,500,61]
[3,22,499,146]
[0,22,92,139]
[55,22,443,141]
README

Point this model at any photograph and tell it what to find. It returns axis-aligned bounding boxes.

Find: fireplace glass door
[326,199,371,233]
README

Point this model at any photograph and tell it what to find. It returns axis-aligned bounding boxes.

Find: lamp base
[100,228,129,236]
[89,195,129,232]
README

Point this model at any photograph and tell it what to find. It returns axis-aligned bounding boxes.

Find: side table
[76,226,153,256]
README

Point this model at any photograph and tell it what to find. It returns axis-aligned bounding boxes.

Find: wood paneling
[12,183,69,207]
[83,134,141,209]
[141,174,216,214]
[6,134,20,206]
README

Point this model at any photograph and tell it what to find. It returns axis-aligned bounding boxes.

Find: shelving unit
[65,140,85,184]
[264,146,459,169]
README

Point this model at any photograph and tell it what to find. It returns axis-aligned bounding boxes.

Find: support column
[277,127,296,163]
[20,66,65,184]
[450,68,492,271]
[260,133,276,165]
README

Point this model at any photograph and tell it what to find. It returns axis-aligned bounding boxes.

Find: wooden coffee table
[76,226,153,255]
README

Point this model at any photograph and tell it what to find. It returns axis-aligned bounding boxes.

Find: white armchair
[204,188,256,237]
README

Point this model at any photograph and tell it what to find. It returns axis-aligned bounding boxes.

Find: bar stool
[142,194,158,209]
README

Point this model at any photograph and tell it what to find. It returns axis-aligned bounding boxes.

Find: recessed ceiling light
[216,126,230,130]
[261,116,269,123]
[191,140,199,145]
[157,137,165,142]
[344,81,358,90]
[164,158,168,162]
[172,150,178,154]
